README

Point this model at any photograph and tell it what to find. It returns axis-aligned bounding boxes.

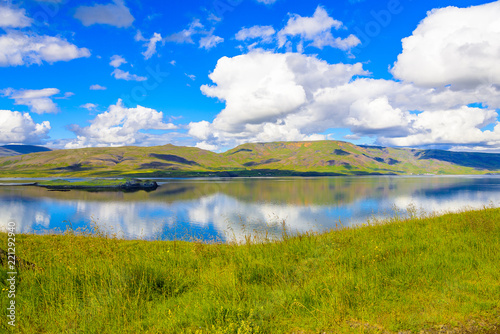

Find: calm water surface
[0,176,499,242]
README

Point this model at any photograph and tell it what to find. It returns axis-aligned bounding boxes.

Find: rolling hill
[0,141,499,177]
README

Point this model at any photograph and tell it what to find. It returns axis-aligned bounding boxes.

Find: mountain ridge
[0,140,499,177]
[0,145,52,158]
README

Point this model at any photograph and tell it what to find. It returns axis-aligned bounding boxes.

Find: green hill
[0,141,499,177]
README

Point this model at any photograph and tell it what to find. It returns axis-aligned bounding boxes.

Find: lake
[0,176,499,242]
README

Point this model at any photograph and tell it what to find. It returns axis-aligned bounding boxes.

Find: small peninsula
[35,178,158,191]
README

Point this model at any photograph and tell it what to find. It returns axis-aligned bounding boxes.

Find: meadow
[1,207,499,333]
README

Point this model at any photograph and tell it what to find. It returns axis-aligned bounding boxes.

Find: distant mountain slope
[0,145,52,157]
[0,144,236,176]
[0,141,499,177]
[223,141,500,175]
[415,150,500,170]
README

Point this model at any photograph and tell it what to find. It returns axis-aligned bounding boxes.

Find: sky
[1,0,500,152]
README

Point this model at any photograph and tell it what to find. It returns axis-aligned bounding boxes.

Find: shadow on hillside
[416,150,500,170]
[51,163,92,172]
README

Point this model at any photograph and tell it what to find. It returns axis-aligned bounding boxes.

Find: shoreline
[0,173,499,182]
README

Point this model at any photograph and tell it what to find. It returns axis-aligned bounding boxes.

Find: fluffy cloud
[0,110,50,144]
[66,99,177,148]
[193,50,500,151]
[380,107,500,147]
[109,55,147,81]
[200,52,309,132]
[278,6,360,51]
[0,4,32,28]
[111,69,147,81]
[166,19,204,44]
[199,34,223,50]
[391,1,500,89]
[0,31,90,66]
[235,26,276,43]
[188,121,212,141]
[192,51,368,148]
[90,84,107,90]
[235,6,360,53]
[165,19,223,50]
[74,0,134,28]
[142,33,162,59]
[345,97,413,135]
[109,55,126,68]
[2,88,61,114]
[80,103,98,111]
[189,2,500,151]
[308,78,500,146]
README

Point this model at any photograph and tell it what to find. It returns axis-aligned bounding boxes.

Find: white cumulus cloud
[111,68,147,81]
[66,99,177,148]
[2,88,61,114]
[0,110,50,144]
[278,6,360,51]
[199,34,224,50]
[0,4,32,28]
[0,31,90,67]
[345,97,413,134]
[74,0,134,28]
[165,19,223,50]
[192,51,369,149]
[109,55,127,68]
[188,120,212,141]
[192,48,500,151]
[391,1,500,89]
[142,32,163,59]
[380,107,500,147]
[165,19,204,44]
[236,25,276,43]
[201,52,308,132]
[80,103,98,111]
[90,84,107,90]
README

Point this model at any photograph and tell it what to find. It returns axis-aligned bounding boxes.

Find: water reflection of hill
[0,176,492,207]
[0,186,152,202]
[1,176,499,241]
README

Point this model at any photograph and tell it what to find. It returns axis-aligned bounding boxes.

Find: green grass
[37,178,129,186]
[34,178,157,191]
[1,207,499,333]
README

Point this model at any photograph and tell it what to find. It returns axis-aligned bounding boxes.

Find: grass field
[1,207,499,333]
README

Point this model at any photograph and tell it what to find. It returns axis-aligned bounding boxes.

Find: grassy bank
[1,208,499,333]
[35,178,158,191]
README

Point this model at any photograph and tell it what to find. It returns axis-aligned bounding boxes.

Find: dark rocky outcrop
[37,179,158,192]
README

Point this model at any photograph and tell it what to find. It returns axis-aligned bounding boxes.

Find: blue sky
[1,0,500,152]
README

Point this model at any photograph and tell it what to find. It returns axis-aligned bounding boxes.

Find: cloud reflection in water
[0,176,499,241]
